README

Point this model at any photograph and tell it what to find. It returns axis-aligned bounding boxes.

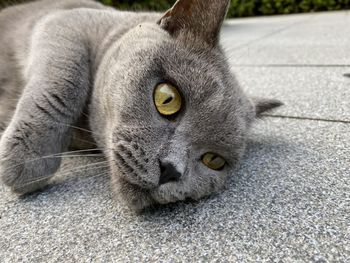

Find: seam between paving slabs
[225,15,317,54]
[231,64,350,68]
[263,114,350,124]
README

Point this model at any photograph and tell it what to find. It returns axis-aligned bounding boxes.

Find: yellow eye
[154,83,182,116]
[202,153,226,171]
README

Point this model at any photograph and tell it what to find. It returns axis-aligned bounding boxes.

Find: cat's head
[91,0,282,211]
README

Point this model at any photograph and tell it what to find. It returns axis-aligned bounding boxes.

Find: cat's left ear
[251,97,284,117]
[158,0,230,47]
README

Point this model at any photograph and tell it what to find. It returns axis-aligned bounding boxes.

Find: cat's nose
[159,161,182,185]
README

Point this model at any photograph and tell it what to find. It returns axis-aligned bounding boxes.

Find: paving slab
[222,11,350,65]
[233,66,350,121]
[221,14,310,51]
[1,119,349,262]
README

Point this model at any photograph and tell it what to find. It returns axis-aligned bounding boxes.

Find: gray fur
[0,0,281,210]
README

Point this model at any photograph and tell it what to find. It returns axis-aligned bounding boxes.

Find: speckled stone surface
[1,119,349,262]
[1,10,350,263]
[222,11,350,66]
[233,67,350,121]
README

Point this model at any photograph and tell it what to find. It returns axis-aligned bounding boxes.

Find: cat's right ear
[158,0,230,47]
[251,97,284,118]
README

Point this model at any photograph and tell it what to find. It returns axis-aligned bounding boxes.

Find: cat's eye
[202,153,226,171]
[154,83,182,116]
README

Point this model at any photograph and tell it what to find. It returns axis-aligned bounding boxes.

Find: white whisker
[59,154,105,158]
[72,138,99,146]
[2,148,104,173]
[13,161,110,189]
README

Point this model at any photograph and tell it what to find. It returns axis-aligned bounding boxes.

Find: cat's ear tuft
[251,97,284,117]
[158,0,230,47]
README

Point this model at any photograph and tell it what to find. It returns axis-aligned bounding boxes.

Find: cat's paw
[0,128,61,194]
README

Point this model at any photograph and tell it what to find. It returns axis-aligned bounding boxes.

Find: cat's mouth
[115,175,189,211]
[109,147,190,210]
[111,152,183,190]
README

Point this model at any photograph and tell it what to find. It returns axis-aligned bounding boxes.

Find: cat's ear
[251,97,283,117]
[158,0,230,47]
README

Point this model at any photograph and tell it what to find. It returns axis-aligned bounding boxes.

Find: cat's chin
[150,183,188,205]
[112,176,156,211]
[112,176,190,211]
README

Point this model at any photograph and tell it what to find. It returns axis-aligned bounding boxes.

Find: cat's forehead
[154,41,236,98]
[122,23,232,97]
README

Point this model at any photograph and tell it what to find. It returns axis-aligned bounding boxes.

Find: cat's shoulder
[0,0,106,33]
[1,0,160,36]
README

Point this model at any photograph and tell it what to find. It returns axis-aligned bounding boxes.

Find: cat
[0,0,282,211]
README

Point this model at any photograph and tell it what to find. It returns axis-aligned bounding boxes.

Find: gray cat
[0,0,282,210]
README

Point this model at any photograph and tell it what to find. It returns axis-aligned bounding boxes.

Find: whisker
[64,124,98,135]
[15,168,111,190]
[81,111,90,118]
[37,120,103,138]
[71,137,99,146]
[57,162,109,178]
[60,149,103,155]
[12,161,110,189]
[1,148,104,173]
[59,154,105,158]
[54,119,165,133]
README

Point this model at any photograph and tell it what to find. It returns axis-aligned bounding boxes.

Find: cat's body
[0,0,281,210]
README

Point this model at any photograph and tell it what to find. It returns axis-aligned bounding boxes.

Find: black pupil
[163,96,173,105]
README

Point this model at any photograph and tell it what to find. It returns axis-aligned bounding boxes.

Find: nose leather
[159,161,182,185]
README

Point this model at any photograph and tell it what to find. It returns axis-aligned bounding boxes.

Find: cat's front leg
[0,16,91,193]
